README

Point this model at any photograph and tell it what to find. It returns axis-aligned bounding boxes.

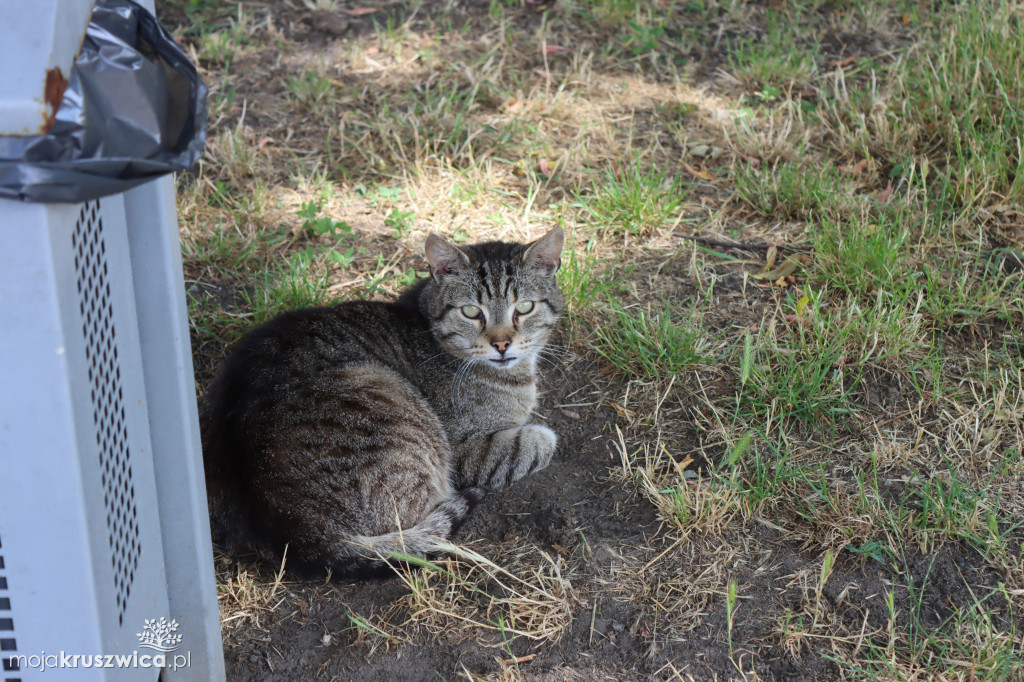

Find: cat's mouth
[489,356,518,368]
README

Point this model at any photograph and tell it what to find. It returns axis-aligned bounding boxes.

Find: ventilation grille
[73,200,140,626]
[0,535,19,682]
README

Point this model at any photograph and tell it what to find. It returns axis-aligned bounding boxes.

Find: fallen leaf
[533,68,554,81]
[611,401,637,420]
[752,257,800,282]
[539,158,554,177]
[257,137,273,151]
[995,407,1024,422]
[980,426,999,447]
[829,54,858,68]
[688,143,725,160]
[670,453,695,478]
[774,260,799,278]
[501,98,524,114]
[683,162,712,180]
[544,45,568,55]
[877,181,894,203]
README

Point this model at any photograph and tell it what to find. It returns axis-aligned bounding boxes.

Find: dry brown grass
[374,543,579,645]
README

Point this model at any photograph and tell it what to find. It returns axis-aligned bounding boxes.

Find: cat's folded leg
[456,424,557,491]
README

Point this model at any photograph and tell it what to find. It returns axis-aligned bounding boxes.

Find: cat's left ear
[523,227,564,276]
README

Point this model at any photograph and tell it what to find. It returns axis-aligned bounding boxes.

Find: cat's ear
[523,227,564,276]
[425,235,470,281]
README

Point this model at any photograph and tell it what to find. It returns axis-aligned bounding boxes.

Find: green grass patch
[841,574,1022,680]
[287,65,336,110]
[810,211,911,300]
[590,299,710,379]
[737,295,869,425]
[896,3,1024,204]
[580,165,686,236]
[735,161,845,219]
[243,250,334,325]
[727,12,818,90]
[557,242,623,316]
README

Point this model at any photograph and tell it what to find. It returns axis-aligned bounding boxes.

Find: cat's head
[423,228,565,370]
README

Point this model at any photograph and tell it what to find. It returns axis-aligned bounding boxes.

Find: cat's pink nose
[491,339,511,354]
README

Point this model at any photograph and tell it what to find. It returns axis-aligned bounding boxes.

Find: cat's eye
[461,305,483,320]
[515,301,535,315]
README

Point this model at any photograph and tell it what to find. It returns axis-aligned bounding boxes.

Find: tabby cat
[201,228,565,578]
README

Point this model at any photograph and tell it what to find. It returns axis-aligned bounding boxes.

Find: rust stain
[42,67,67,133]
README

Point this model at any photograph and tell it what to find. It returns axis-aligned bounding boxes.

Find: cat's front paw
[519,423,557,470]
[472,423,559,491]
[500,423,557,488]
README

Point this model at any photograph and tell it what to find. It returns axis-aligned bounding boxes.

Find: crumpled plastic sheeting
[0,0,207,203]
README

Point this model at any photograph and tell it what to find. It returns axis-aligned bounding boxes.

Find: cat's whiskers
[533,347,569,385]
[416,349,455,370]
[538,342,571,357]
[449,357,475,410]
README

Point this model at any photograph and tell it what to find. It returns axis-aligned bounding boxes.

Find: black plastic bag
[0,0,207,203]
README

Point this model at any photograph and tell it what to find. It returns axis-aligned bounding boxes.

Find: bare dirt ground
[164,0,1024,679]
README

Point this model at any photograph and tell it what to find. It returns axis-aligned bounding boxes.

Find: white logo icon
[136,618,183,652]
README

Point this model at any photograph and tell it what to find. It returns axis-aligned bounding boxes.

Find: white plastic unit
[0,180,226,682]
[0,1,225,681]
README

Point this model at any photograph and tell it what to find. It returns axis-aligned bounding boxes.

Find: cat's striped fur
[201,228,565,578]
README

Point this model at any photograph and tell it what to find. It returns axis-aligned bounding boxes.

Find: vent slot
[72,201,141,626]
[0,535,19,682]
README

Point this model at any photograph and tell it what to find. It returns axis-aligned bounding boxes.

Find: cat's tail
[347,487,486,562]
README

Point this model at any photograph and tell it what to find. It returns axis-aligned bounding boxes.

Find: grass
[894,2,1024,205]
[579,165,687,237]
[727,11,819,91]
[589,298,711,380]
[167,0,1024,677]
[840,577,1022,681]
[735,160,844,219]
[379,544,577,645]
[286,65,336,110]
[810,210,911,300]
[736,304,866,425]
[557,238,626,320]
